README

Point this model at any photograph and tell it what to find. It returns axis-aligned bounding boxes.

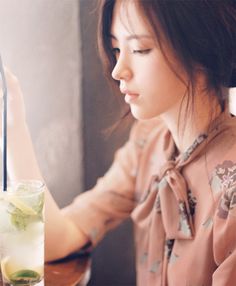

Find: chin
[130,108,159,121]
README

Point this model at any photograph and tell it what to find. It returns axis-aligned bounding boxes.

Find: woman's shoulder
[208,114,236,158]
[207,116,236,196]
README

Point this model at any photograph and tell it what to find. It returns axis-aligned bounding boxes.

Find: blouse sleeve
[61,120,145,247]
[212,185,236,285]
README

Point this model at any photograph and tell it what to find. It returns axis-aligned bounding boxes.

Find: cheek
[138,56,186,96]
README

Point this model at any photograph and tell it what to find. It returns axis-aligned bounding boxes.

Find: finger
[0,73,3,99]
[4,67,17,85]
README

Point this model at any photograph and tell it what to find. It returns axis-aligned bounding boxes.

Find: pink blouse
[62,112,236,286]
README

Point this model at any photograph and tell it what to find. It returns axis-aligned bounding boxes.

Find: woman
[2,0,236,285]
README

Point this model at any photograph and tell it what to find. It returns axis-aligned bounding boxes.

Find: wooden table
[0,254,91,286]
[45,253,91,286]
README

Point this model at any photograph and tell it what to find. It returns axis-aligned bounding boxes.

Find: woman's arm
[212,184,236,285]
[2,69,141,261]
[1,70,89,261]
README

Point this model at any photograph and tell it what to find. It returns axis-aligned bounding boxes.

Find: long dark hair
[97,0,236,123]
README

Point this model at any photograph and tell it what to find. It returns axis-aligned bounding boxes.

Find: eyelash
[111,48,151,56]
[132,49,151,55]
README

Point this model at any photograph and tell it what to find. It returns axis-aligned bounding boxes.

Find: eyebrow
[110,34,153,41]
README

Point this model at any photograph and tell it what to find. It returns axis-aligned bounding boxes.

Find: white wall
[0,0,83,207]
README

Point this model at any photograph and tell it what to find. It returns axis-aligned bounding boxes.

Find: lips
[120,91,139,105]
[120,89,138,96]
[120,89,139,103]
[125,94,139,104]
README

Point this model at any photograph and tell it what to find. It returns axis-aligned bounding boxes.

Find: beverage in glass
[0,180,44,286]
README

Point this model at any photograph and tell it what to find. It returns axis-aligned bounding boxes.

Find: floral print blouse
[62,112,236,286]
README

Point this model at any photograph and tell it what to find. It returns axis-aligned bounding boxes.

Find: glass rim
[0,180,45,196]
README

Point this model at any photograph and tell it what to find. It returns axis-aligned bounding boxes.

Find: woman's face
[110,0,188,120]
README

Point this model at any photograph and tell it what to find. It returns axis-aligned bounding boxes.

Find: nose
[111,55,132,81]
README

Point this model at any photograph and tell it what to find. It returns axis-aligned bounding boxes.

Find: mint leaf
[8,193,44,231]
[10,208,30,231]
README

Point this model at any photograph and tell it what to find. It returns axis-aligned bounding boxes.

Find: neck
[160,89,226,154]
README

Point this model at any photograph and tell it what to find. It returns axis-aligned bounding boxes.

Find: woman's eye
[132,49,151,55]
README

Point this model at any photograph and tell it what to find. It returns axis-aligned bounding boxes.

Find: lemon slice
[1,256,10,282]
[6,196,37,216]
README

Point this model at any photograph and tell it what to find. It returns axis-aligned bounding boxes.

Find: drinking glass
[0,180,44,286]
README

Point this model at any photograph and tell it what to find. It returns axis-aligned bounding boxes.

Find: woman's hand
[0,68,27,137]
